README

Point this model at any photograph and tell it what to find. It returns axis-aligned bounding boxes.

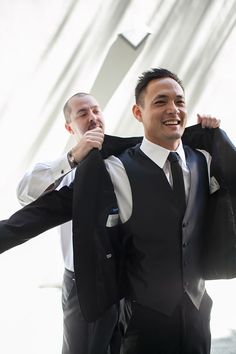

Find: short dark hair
[63,92,90,123]
[135,68,184,106]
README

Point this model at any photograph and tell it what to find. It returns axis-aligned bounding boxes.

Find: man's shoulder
[101,135,142,158]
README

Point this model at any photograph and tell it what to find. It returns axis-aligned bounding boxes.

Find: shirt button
[183,242,188,248]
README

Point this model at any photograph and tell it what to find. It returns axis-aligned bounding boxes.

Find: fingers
[69,127,105,163]
[83,127,104,148]
[197,114,221,129]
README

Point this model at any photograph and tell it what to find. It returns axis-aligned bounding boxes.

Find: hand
[197,114,221,129]
[69,127,104,163]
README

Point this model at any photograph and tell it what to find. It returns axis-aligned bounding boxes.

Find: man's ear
[65,122,74,135]
[132,104,143,122]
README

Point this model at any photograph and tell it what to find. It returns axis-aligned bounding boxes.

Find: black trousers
[121,292,213,354]
[61,268,121,354]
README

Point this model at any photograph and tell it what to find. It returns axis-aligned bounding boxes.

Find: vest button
[183,242,188,248]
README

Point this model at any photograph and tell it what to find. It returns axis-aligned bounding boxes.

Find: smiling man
[103,68,220,354]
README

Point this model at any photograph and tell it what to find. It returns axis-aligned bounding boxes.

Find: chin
[169,132,182,140]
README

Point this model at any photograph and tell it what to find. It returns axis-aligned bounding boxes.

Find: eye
[154,100,166,106]
[176,99,185,106]
[77,109,89,117]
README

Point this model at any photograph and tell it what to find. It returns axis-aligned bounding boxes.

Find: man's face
[133,77,187,150]
[65,95,105,140]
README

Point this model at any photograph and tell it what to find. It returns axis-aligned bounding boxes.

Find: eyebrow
[152,94,185,102]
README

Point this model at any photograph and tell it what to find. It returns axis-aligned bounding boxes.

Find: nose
[166,101,179,114]
[88,110,101,128]
[89,110,97,122]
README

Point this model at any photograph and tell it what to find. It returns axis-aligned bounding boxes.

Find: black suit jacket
[0,125,236,321]
[72,125,236,321]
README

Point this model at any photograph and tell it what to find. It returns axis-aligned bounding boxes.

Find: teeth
[164,120,179,125]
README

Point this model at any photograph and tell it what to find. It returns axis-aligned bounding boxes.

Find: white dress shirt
[16,154,75,271]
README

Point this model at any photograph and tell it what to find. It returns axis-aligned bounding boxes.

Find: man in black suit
[100,68,221,353]
[71,68,236,354]
[0,68,235,354]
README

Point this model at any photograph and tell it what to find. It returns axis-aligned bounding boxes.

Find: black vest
[119,145,209,315]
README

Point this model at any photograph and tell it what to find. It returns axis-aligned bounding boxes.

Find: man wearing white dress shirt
[102,68,221,354]
[17,92,119,354]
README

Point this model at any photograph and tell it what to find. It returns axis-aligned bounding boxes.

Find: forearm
[17,155,72,205]
[0,185,73,253]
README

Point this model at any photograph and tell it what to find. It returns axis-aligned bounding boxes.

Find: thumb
[197,113,202,124]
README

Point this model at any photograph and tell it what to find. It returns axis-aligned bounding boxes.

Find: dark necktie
[168,152,186,218]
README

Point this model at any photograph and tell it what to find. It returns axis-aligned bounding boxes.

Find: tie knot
[168,152,179,163]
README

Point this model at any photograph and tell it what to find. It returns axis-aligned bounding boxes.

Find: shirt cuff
[50,153,72,180]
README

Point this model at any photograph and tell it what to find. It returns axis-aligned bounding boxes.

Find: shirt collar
[140,137,187,168]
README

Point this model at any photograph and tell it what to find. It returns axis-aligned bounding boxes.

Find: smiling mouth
[163,119,181,126]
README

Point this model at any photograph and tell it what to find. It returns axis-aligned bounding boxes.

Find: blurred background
[0,0,236,352]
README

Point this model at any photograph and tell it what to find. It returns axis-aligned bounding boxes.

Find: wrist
[67,149,78,168]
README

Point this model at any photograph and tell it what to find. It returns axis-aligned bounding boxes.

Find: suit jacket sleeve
[0,184,73,253]
[183,124,236,193]
[200,127,236,279]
